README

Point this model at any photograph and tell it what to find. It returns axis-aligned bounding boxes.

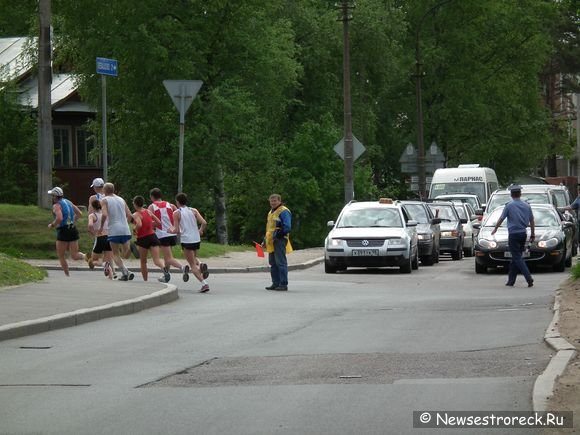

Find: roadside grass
[0,253,47,287]
[571,262,580,280]
[0,204,252,259]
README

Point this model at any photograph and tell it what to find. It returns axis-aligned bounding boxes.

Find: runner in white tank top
[173,192,210,292]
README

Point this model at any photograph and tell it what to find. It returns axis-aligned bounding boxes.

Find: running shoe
[104,262,110,277]
[163,267,171,283]
[120,272,135,281]
[85,253,94,270]
[200,262,209,279]
[130,242,140,259]
[199,284,210,293]
[182,264,190,282]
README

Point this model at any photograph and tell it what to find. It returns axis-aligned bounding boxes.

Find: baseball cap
[91,177,105,188]
[47,187,64,197]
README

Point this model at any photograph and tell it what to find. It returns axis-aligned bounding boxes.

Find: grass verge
[0,203,252,259]
[0,253,47,287]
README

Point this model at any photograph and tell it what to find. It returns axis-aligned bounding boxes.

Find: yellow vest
[265,205,293,254]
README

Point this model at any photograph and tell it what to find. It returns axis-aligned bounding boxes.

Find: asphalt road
[0,257,557,435]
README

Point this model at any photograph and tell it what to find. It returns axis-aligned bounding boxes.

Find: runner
[99,183,135,281]
[85,177,106,269]
[132,196,170,282]
[87,199,115,279]
[148,188,198,282]
[172,192,210,292]
[47,187,86,276]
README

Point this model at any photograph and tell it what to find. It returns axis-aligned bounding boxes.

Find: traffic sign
[163,80,203,118]
[334,135,366,161]
[96,57,118,77]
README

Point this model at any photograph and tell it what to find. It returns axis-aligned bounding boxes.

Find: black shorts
[159,236,177,247]
[56,225,79,242]
[93,235,112,254]
[181,242,200,251]
[136,234,160,249]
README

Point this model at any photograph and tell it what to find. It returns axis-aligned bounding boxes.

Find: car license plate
[352,249,379,256]
[504,251,530,258]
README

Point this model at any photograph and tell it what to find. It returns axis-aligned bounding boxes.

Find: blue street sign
[96,57,118,77]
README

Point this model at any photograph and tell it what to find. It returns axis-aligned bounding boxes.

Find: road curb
[532,289,577,412]
[0,284,178,342]
[30,257,325,274]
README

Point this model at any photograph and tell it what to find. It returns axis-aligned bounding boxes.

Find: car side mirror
[475,208,483,216]
[563,221,574,228]
[472,222,481,229]
[431,218,441,225]
[327,220,335,228]
[407,220,418,227]
[481,204,487,211]
[460,218,468,224]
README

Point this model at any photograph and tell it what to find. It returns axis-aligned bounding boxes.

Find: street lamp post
[414,0,454,199]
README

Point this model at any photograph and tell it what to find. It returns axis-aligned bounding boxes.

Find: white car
[324,199,419,274]
[453,202,477,257]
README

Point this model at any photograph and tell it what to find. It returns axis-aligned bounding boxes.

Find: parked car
[324,199,419,273]
[485,186,558,216]
[453,202,477,257]
[399,200,441,266]
[474,204,575,273]
[426,201,465,260]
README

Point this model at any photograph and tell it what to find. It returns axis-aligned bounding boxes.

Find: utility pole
[576,94,580,191]
[340,0,354,204]
[38,0,53,208]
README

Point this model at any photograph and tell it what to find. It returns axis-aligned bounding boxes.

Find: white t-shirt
[104,195,130,237]
[178,207,200,244]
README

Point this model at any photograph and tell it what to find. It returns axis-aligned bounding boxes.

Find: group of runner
[48,178,210,293]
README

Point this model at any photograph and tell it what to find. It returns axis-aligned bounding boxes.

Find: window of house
[53,127,71,168]
[76,128,98,167]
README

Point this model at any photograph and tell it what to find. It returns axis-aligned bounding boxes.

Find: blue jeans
[507,232,532,284]
[269,238,288,286]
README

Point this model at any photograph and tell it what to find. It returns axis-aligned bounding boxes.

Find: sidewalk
[0,248,323,342]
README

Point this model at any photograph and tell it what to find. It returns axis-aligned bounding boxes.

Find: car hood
[329,227,409,239]
[478,227,562,242]
[416,223,432,234]
[439,222,459,231]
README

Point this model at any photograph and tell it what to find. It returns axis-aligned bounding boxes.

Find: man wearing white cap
[85,177,106,269]
[47,186,86,276]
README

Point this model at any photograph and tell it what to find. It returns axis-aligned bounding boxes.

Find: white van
[428,164,499,205]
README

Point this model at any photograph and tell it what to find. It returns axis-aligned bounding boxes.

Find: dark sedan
[399,201,441,265]
[427,202,464,260]
[474,204,574,273]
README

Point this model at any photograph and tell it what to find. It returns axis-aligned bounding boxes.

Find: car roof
[435,194,479,198]
[344,201,400,210]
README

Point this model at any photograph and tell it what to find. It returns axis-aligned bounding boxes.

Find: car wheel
[451,245,463,261]
[573,241,578,257]
[421,254,434,266]
[412,249,419,270]
[324,260,337,274]
[565,250,572,267]
[433,248,440,263]
[475,261,487,274]
[400,255,412,274]
[553,249,566,272]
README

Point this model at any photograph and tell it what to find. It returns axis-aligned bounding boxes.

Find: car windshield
[552,191,568,208]
[427,205,458,222]
[487,192,549,213]
[430,183,485,204]
[403,204,429,224]
[454,206,467,220]
[483,207,558,228]
[437,196,479,210]
[338,207,403,228]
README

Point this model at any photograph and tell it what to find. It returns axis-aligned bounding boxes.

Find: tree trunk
[214,164,228,245]
[38,0,53,208]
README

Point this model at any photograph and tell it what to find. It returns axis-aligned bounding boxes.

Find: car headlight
[538,238,559,249]
[387,238,406,247]
[327,238,342,247]
[418,234,431,240]
[441,230,459,237]
[479,239,497,249]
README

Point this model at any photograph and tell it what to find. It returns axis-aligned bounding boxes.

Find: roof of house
[0,37,34,82]
[0,37,94,113]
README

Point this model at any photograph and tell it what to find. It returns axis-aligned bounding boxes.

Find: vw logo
[362,239,369,246]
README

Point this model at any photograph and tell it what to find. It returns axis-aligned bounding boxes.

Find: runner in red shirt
[132,196,170,282]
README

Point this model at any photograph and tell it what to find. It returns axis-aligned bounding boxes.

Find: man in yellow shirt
[264,194,292,291]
